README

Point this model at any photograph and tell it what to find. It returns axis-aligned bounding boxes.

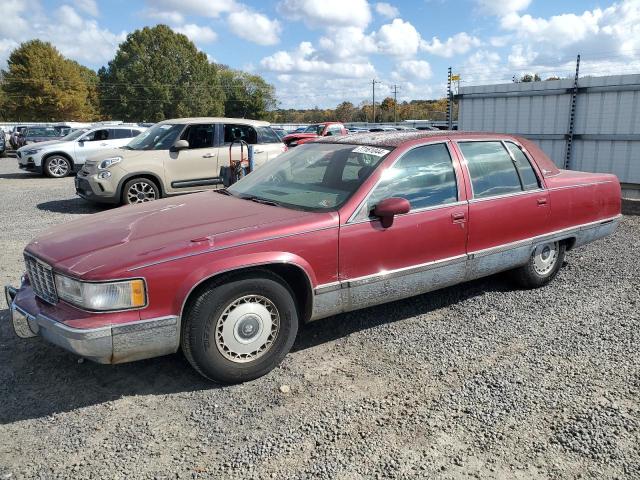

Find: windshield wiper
[215,188,232,196]
[241,195,281,207]
[120,145,133,150]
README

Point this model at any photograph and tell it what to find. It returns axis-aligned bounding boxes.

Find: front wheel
[122,177,160,205]
[512,241,565,288]
[44,155,72,178]
[181,272,299,384]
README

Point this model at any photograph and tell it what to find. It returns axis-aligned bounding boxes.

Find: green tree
[1,40,98,121]
[219,67,276,119]
[334,101,355,122]
[99,25,224,122]
[519,73,542,82]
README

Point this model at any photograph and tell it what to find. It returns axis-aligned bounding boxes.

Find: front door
[74,128,111,164]
[163,123,219,194]
[454,140,550,278]
[339,142,469,310]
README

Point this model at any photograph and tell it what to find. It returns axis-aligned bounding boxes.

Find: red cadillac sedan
[5,131,621,383]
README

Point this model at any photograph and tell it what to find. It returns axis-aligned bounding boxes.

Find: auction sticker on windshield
[352,146,391,157]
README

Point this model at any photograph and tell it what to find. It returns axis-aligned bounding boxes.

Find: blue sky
[3,0,640,108]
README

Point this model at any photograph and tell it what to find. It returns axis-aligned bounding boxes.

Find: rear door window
[458,141,523,199]
[111,129,132,139]
[224,124,258,144]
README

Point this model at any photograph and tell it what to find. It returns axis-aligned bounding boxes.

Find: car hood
[283,133,318,142]
[25,192,329,279]
[19,139,66,151]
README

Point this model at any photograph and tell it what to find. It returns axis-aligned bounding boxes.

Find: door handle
[253,149,264,154]
[451,212,466,223]
[537,197,548,206]
[202,153,216,158]
[100,143,108,146]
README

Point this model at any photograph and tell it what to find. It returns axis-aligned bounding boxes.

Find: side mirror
[171,139,189,152]
[373,197,410,228]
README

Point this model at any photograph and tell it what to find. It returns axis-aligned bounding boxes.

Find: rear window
[458,141,523,199]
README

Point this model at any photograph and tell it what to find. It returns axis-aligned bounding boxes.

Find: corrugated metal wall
[458,74,640,188]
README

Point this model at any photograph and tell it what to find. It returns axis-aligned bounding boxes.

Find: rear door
[220,123,270,169]
[108,128,136,148]
[455,139,549,277]
[255,126,286,167]
[163,123,219,194]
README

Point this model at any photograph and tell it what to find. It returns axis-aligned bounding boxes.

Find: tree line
[0,25,277,123]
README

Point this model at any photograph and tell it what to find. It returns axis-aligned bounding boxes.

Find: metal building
[457,74,640,198]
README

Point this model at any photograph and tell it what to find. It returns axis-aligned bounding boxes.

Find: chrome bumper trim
[4,290,179,364]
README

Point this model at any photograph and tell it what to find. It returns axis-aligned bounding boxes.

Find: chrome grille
[24,254,58,304]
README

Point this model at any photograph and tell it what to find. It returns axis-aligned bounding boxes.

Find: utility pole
[391,84,400,124]
[446,67,453,130]
[372,79,381,124]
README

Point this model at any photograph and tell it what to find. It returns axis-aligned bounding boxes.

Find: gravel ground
[0,157,638,479]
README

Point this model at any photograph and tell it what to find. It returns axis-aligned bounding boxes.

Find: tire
[122,177,160,205]
[181,271,299,384]
[512,241,565,289]
[44,155,72,178]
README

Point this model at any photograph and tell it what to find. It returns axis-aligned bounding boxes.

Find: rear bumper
[5,284,179,364]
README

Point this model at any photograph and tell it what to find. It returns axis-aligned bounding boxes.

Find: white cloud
[459,50,502,83]
[228,8,281,45]
[278,0,372,28]
[74,0,98,16]
[397,59,432,79]
[374,19,422,57]
[147,0,235,18]
[375,2,399,19]
[175,24,218,44]
[143,8,185,24]
[318,27,377,61]
[261,41,375,78]
[421,32,481,57]
[476,0,531,16]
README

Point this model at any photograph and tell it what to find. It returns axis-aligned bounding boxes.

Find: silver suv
[17,125,146,178]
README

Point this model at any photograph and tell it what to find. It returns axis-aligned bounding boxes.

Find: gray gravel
[0,157,639,479]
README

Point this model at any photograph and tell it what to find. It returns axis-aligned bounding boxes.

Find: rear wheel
[181,271,299,384]
[44,155,71,178]
[122,177,159,205]
[512,241,565,288]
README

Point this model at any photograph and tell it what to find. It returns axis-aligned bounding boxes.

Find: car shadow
[0,274,512,425]
[0,172,40,179]
[36,198,112,215]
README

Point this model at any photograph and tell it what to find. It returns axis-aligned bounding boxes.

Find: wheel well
[43,151,74,167]
[561,237,577,251]
[119,173,165,198]
[181,264,313,324]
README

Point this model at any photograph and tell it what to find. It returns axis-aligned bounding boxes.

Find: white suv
[17,125,146,178]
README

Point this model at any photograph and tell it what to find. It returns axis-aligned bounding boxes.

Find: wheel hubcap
[49,158,69,177]
[532,242,558,275]
[215,295,280,363]
[127,182,156,204]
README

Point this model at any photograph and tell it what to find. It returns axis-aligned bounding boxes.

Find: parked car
[272,127,287,140]
[369,126,398,132]
[23,126,67,145]
[75,118,287,205]
[5,131,621,383]
[282,122,347,147]
[10,125,29,149]
[416,126,441,131]
[17,125,146,178]
[348,127,369,134]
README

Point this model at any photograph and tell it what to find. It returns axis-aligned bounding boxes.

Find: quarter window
[505,142,540,190]
[459,141,523,199]
[110,129,132,139]
[364,143,458,216]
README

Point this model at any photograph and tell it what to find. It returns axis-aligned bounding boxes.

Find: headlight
[98,156,122,170]
[54,274,146,311]
[24,148,42,155]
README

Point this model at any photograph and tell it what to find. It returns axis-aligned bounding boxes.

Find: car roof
[314,130,530,148]
[157,117,270,127]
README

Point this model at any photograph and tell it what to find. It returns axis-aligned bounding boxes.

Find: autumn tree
[1,40,99,121]
[334,101,355,122]
[99,25,224,122]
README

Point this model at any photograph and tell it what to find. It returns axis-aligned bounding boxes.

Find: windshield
[126,123,183,150]
[26,127,59,138]
[63,128,90,141]
[228,143,392,211]
[303,124,324,135]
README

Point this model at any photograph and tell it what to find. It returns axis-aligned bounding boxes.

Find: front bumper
[5,284,179,364]
[75,174,120,204]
